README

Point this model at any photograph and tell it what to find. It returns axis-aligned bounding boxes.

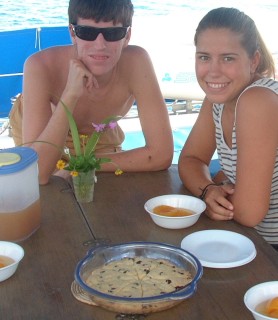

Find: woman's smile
[206,82,229,89]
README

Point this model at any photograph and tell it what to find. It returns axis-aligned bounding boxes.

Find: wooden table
[80,166,278,320]
[1,166,278,320]
[0,177,97,319]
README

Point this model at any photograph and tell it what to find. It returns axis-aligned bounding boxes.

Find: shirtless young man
[18,0,173,184]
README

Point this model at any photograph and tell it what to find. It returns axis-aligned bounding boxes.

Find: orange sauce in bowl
[153,205,195,217]
[0,255,15,268]
[256,297,278,318]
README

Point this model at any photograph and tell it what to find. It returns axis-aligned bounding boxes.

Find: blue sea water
[1,0,278,35]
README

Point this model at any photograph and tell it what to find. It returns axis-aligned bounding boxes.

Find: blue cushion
[209,159,221,177]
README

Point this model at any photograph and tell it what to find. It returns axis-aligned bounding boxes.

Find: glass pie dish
[74,241,203,314]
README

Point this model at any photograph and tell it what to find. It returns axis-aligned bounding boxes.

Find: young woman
[10,0,173,184]
[178,7,278,247]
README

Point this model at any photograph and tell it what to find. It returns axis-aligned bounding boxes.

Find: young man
[13,0,173,184]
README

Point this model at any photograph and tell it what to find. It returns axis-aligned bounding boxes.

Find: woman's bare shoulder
[238,84,278,114]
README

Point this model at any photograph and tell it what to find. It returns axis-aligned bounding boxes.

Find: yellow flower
[115,169,123,176]
[70,171,79,177]
[80,134,88,150]
[56,160,66,170]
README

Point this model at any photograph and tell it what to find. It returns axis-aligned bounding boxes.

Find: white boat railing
[0,73,23,77]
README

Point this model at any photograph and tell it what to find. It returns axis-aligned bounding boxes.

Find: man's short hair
[68,0,134,27]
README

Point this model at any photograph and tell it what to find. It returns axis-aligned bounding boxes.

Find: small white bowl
[0,241,24,282]
[244,281,278,320]
[144,194,206,229]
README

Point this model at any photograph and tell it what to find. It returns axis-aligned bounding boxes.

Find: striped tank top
[213,78,278,244]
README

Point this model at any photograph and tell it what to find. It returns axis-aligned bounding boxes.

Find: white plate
[181,230,256,268]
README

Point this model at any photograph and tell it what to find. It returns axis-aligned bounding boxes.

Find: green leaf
[84,132,101,157]
[19,140,64,153]
[61,100,82,156]
[99,157,112,164]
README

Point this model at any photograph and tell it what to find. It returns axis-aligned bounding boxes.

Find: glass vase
[72,170,95,203]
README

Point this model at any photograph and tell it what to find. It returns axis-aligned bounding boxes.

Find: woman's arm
[178,98,217,193]
[178,98,234,220]
[231,87,278,226]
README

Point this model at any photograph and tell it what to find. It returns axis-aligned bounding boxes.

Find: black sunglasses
[72,25,130,42]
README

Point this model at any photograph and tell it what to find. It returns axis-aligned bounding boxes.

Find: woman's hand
[204,184,235,220]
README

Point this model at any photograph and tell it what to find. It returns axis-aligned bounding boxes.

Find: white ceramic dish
[244,281,278,320]
[0,241,24,281]
[144,194,206,229]
[181,230,256,268]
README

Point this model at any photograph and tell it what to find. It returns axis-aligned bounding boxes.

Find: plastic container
[0,147,41,241]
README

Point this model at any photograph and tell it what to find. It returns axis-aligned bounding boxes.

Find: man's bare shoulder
[25,45,73,68]
[123,45,150,59]
[120,45,153,74]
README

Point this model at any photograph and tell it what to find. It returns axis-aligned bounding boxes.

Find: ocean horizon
[1,0,278,31]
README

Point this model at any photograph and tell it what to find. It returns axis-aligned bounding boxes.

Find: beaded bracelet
[199,183,217,200]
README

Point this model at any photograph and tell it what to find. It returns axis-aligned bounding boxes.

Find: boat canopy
[0,26,71,117]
